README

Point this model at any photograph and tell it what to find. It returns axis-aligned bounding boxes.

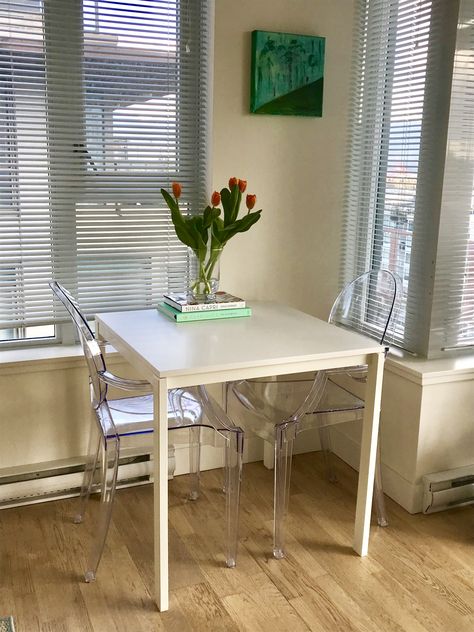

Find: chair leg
[273,422,297,560]
[74,416,101,524]
[318,414,338,483]
[84,435,119,583]
[188,426,201,501]
[374,441,388,527]
[263,440,275,469]
[224,429,243,568]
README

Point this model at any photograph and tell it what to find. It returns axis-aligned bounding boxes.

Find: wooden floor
[1,453,474,631]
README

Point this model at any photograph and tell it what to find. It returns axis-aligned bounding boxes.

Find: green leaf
[203,206,220,229]
[203,205,212,228]
[161,188,191,242]
[161,188,178,212]
[211,216,225,249]
[229,186,241,224]
[193,215,203,232]
[171,212,197,249]
[221,185,242,225]
[161,188,208,252]
[192,215,209,247]
[220,187,232,225]
[190,220,207,260]
[219,210,262,244]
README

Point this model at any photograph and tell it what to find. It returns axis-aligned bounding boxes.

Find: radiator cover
[422,465,474,513]
[0,447,176,509]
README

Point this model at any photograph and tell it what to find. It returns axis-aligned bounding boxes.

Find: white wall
[390,356,474,512]
[213,0,355,319]
[330,355,474,513]
[0,351,138,470]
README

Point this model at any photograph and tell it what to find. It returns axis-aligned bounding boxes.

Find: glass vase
[188,247,223,303]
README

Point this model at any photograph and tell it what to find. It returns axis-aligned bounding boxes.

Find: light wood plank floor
[1,453,474,631]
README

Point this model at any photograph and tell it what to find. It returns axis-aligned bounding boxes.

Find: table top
[96,302,383,380]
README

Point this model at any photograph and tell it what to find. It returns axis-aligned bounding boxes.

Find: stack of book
[158,291,251,322]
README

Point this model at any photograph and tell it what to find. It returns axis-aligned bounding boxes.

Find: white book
[163,291,246,312]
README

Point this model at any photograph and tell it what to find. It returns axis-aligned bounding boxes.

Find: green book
[158,302,252,322]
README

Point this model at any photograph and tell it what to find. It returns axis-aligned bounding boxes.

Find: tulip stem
[190,248,223,299]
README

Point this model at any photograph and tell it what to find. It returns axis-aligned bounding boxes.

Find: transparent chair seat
[232,377,364,442]
[229,269,399,559]
[106,390,207,437]
[50,281,244,583]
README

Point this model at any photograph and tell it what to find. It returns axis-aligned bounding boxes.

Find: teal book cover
[158,303,251,322]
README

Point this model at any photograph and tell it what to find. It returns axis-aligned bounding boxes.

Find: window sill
[386,350,474,386]
[0,344,121,375]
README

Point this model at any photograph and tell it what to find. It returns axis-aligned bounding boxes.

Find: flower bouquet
[161,178,262,301]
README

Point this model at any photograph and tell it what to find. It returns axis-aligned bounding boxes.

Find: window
[343,0,473,357]
[430,0,474,353]
[0,0,212,344]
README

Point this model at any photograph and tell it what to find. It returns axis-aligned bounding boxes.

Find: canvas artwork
[250,30,325,117]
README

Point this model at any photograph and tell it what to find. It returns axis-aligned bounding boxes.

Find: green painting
[250,30,325,117]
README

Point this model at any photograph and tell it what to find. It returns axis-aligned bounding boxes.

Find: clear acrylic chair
[50,281,243,582]
[229,269,399,559]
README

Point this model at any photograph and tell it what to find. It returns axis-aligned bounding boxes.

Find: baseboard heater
[0,448,175,510]
[422,465,474,513]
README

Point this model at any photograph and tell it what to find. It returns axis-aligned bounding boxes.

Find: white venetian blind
[342,0,458,355]
[430,0,474,353]
[0,0,211,330]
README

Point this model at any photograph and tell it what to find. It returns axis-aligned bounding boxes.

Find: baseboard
[0,426,423,514]
[257,423,422,513]
[0,450,155,509]
[330,427,423,514]
[0,435,265,510]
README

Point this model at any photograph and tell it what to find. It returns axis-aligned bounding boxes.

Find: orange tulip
[238,179,247,193]
[228,177,238,189]
[246,194,256,210]
[172,182,182,199]
[211,190,221,207]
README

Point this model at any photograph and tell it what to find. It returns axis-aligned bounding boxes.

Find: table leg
[153,378,169,611]
[353,351,385,556]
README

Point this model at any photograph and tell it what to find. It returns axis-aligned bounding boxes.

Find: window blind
[430,0,474,352]
[0,0,211,331]
[342,0,459,355]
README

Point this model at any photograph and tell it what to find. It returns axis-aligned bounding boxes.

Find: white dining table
[95,301,385,612]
